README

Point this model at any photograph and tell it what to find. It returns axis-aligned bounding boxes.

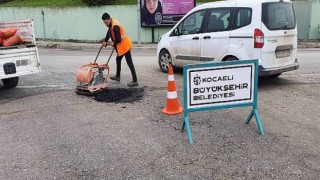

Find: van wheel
[268,73,282,78]
[224,56,239,61]
[2,77,19,88]
[159,50,172,73]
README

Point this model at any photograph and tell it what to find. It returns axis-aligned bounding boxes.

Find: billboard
[140,0,196,27]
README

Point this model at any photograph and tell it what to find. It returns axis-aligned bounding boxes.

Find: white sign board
[187,64,255,109]
[182,60,263,144]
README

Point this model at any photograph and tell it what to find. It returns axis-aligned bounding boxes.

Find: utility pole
[137,0,141,45]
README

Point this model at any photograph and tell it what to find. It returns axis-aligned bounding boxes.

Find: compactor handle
[94,45,104,63]
[106,48,115,66]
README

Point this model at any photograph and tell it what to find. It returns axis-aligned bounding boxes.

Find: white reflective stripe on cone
[167,91,178,99]
[168,75,174,81]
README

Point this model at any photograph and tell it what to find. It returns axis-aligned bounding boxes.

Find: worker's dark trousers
[115,50,138,82]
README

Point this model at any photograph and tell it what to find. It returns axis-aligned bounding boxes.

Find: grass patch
[111,0,136,5]
[0,0,85,7]
[0,0,217,7]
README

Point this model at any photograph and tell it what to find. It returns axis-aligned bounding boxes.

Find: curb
[36,41,320,51]
[298,42,320,48]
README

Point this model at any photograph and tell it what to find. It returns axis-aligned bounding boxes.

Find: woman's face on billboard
[146,0,159,14]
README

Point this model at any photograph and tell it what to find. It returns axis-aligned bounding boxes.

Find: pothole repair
[94,87,145,103]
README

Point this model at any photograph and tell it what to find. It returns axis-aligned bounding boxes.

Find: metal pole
[152,27,155,43]
[41,10,46,40]
[137,0,141,45]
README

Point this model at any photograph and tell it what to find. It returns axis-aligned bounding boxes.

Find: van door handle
[192,37,199,40]
[203,35,211,39]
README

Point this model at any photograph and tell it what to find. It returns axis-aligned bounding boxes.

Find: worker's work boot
[127,81,138,87]
[110,76,120,82]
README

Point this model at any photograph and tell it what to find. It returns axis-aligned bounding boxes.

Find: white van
[157,0,298,77]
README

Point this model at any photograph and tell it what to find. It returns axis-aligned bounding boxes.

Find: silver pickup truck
[0,19,40,88]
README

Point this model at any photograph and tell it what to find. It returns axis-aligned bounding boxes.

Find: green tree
[81,0,116,6]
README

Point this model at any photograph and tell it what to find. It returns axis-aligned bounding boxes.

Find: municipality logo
[155,12,163,25]
[193,74,201,86]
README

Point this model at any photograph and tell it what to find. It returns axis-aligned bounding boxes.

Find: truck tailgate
[0,46,40,79]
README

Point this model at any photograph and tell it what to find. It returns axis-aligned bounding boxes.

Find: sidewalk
[36,40,320,51]
[36,41,158,52]
[297,41,320,48]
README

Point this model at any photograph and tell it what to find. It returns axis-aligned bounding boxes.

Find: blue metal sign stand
[181,59,264,144]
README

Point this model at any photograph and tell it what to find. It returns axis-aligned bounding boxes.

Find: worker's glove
[102,41,107,47]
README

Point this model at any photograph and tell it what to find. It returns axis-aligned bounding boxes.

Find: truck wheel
[2,77,19,88]
[159,50,172,73]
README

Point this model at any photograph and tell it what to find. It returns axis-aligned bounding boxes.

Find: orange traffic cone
[162,64,183,115]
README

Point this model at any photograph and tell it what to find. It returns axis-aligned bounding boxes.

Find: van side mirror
[174,28,180,36]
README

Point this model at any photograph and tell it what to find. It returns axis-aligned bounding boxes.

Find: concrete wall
[0,1,319,42]
[0,6,171,43]
[293,1,312,40]
[309,0,320,39]
[292,0,320,40]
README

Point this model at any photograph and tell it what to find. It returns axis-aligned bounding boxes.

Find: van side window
[234,8,252,29]
[180,10,205,35]
[206,9,232,32]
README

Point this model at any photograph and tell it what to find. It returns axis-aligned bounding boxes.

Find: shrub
[0,0,15,3]
[82,0,115,6]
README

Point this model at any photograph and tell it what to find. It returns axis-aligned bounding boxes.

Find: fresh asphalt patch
[94,87,145,103]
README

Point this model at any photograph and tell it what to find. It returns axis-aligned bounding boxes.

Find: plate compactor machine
[75,46,115,96]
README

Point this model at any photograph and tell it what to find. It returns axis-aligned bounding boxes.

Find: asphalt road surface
[0,48,319,179]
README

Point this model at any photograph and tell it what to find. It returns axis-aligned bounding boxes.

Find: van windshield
[262,2,296,30]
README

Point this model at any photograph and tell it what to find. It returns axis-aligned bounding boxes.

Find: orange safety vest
[110,19,133,56]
